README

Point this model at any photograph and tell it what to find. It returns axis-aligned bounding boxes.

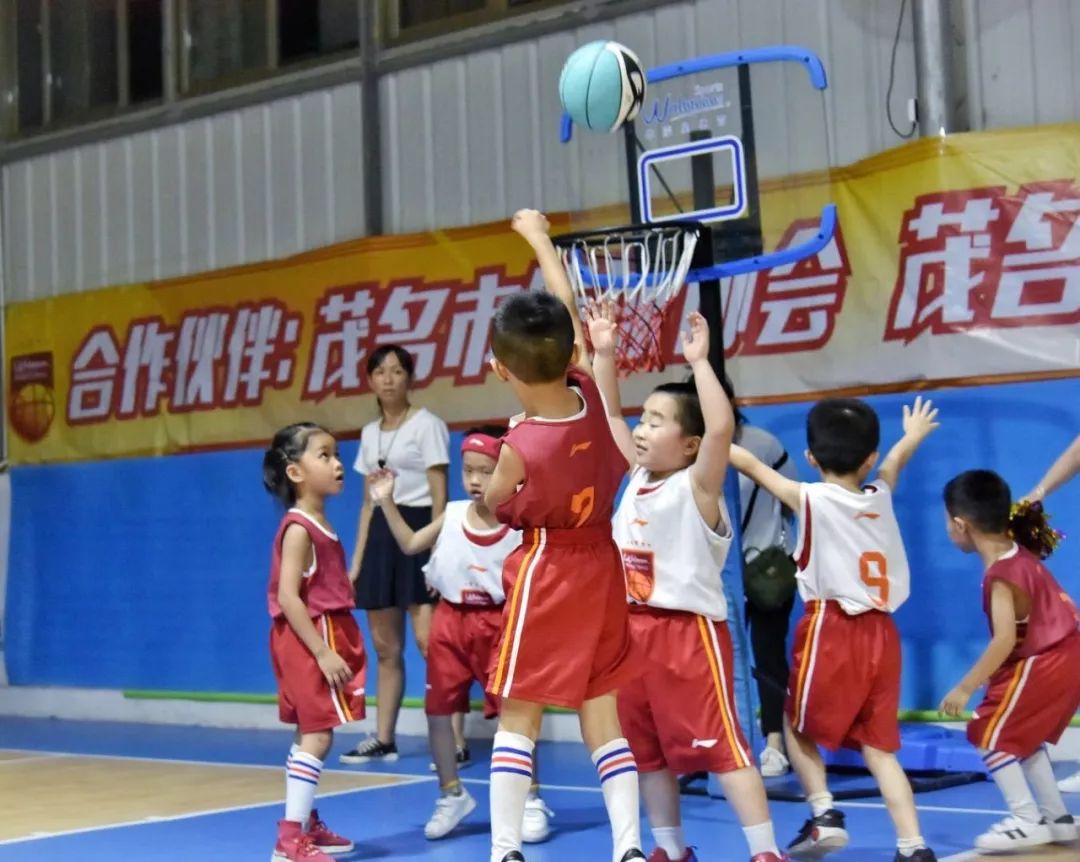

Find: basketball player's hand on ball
[368,468,396,504]
[901,395,940,442]
[585,300,618,357]
[316,647,353,688]
[680,311,710,365]
[511,208,550,239]
[938,683,971,718]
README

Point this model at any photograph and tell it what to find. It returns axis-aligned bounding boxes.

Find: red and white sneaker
[306,809,355,855]
[272,820,335,861]
[751,854,790,862]
[647,850,696,861]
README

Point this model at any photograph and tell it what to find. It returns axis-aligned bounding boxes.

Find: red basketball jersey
[268,509,355,619]
[495,368,627,530]
[983,544,1080,661]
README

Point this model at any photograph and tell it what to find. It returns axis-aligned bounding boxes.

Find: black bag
[740,451,798,611]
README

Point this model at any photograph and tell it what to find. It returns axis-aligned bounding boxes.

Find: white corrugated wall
[2,0,1078,302]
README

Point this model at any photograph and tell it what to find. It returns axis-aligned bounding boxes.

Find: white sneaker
[974,816,1052,851]
[1058,769,1080,793]
[521,796,553,843]
[1048,814,1077,843]
[760,745,790,778]
[424,788,477,840]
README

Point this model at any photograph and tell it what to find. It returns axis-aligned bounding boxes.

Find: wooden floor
[943,849,1080,862]
[0,749,407,842]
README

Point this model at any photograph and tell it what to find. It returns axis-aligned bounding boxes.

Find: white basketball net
[558,225,700,374]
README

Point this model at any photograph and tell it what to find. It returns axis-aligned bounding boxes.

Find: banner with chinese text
[7,123,1080,464]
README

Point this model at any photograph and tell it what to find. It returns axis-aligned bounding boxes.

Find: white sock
[896,836,927,856]
[285,750,322,823]
[592,738,641,862]
[982,750,1040,823]
[742,821,779,855]
[1022,747,1069,821]
[652,825,686,858]
[807,792,834,818]
[490,731,534,862]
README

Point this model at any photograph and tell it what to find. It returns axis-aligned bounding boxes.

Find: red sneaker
[272,820,335,861]
[648,850,697,861]
[306,809,355,855]
[750,854,790,862]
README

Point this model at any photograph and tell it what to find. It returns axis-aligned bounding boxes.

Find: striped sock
[592,738,641,862]
[982,749,1040,823]
[285,751,322,823]
[1022,746,1069,821]
[490,731,534,862]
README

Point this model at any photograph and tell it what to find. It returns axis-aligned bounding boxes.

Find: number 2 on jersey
[859,551,889,608]
[570,486,595,528]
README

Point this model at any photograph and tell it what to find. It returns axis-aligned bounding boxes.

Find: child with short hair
[483,209,644,862]
[730,397,940,862]
[263,423,365,861]
[940,469,1080,851]
[588,303,786,862]
[367,425,553,843]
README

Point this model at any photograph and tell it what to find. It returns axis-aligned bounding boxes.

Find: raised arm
[584,301,635,466]
[876,396,940,490]
[1026,434,1080,502]
[511,208,590,377]
[730,444,801,513]
[368,469,445,555]
[683,314,735,525]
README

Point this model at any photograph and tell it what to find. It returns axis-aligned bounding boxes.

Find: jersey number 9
[859,551,889,608]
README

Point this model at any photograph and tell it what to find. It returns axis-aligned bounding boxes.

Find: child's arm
[484,443,526,511]
[277,524,353,687]
[730,443,801,513]
[1025,434,1080,502]
[875,396,939,490]
[512,208,591,377]
[584,301,636,465]
[368,469,445,555]
[683,313,735,525]
[939,579,1018,716]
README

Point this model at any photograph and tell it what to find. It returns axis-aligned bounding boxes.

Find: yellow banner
[7,123,1080,464]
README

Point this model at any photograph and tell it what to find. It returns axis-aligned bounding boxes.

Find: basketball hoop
[553,221,703,374]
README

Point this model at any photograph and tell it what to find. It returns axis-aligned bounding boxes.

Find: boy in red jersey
[483,209,643,862]
[941,469,1080,852]
[264,423,366,861]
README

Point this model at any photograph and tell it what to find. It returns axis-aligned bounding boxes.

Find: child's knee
[300,729,334,759]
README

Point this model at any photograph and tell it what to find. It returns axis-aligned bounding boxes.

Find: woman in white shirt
[340,345,449,763]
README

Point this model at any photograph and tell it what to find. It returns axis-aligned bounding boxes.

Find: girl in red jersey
[941,469,1080,853]
[591,305,786,862]
[264,423,366,861]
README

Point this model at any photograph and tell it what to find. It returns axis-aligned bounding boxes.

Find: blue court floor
[0,716,1076,861]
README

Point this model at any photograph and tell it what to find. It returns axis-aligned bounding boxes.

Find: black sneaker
[501,853,525,861]
[620,851,646,861]
[787,809,849,860]
[339,736,399,764]
[893,849,937,862]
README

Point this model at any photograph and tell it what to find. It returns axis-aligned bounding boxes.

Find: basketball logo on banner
[9,353,56,443]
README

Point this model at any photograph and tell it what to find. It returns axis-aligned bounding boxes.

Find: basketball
[559,40,646,133]
[10,382,55,442]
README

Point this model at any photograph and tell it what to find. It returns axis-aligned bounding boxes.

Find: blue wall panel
[5,377,1079,710]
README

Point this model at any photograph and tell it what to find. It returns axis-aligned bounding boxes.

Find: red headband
[461,433,502,462]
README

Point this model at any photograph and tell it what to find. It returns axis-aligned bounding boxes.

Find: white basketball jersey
[423,501,519,606]
[612,467,733,621]
[793,480,910,615]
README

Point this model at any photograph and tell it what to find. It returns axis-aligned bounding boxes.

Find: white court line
[0,777,431,846]
[843,800,1009,816]
[0,753,63,766]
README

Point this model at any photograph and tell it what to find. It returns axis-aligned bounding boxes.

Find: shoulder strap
[740,450,789,534]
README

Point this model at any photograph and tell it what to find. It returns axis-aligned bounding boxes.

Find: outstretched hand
[902,396,940,441]
[585,300,619,358]
[680,311,710,365]
[368,468,396,504]
[511,208,550,240]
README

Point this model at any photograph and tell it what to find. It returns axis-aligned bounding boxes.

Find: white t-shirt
[736,424,798,556]
[354,407,449,506]
[793,479,911,615]
[423,501,520,605]
[612,467,734,621]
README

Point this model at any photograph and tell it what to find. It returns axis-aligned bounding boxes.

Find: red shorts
[968,630,1080,758]
[488,526,639,709]
[426,600,503,719]
[786,601,901,752]
[270,610,366,734]
[617,606,753,774]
